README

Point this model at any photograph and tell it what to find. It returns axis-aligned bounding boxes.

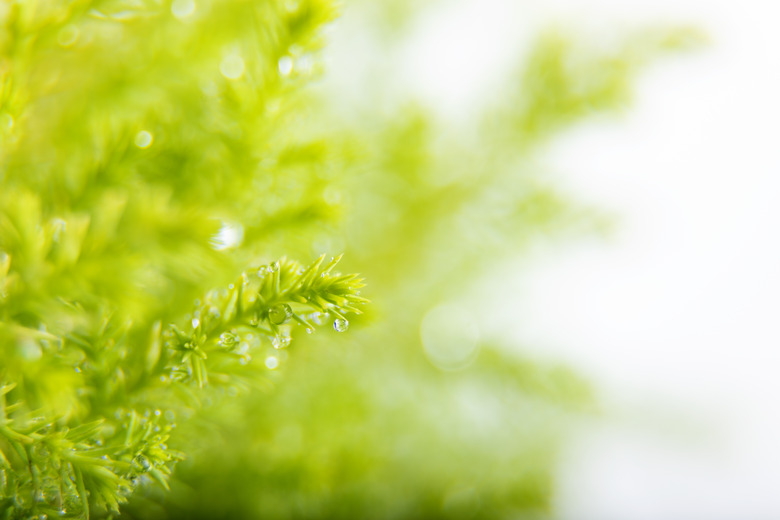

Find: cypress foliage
[0,1,699,518]
[0,1,364,518]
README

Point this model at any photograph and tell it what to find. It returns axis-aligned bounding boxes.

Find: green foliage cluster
[0,1,365,518]
[0,0,700,518]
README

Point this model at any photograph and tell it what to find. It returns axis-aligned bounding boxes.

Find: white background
[330,1,780,518]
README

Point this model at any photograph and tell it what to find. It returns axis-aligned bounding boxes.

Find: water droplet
[257,267,267,277]
[133,454,152,471]
[154,409,161,417]
[160,375,169,383]
[191,317,200,329]
[219,332,238,348]
[272,335,290,349]
[171,0,196,19]
[333,319,349,332]
[38,515,48,520]
[265,356,279,369]
[220,54,245,80]
[278,56,293,76]
[164,410,176,422]
[35,490,46,502]
[239,354,251,365]
[208,306,220,319]
[134,130,153,149]
[305,327,313,334]
[249,313,259,327]
[311,312,328,325]
[268,303,292,325]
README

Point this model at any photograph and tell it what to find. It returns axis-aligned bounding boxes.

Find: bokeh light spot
[220,54,245,80]
[134,130,153,149]
[278,56,293,76]
[420,303,480,371]
[171,0,196,19]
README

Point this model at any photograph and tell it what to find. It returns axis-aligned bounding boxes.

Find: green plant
[0,0,701,518]
[0,1,365,518]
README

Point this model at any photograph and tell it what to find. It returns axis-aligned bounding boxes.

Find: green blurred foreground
[0,1,698,518]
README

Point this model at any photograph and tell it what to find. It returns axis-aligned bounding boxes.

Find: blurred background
[322,0,780,518]
[5,0,778,518]
[84,0,778,518]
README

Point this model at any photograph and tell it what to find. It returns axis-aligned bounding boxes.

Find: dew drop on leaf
[134,455,152,471]
[272,336,290,349]
[268,303,292,325]
[219,332,238,348]
[333,319,349,332]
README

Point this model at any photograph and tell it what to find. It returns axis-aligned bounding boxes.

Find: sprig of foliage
[0,0,367,518]
[0,254,364,519]
[163,255,366,390]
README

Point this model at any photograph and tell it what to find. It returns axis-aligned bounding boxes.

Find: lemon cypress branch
[162,255,366,389]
